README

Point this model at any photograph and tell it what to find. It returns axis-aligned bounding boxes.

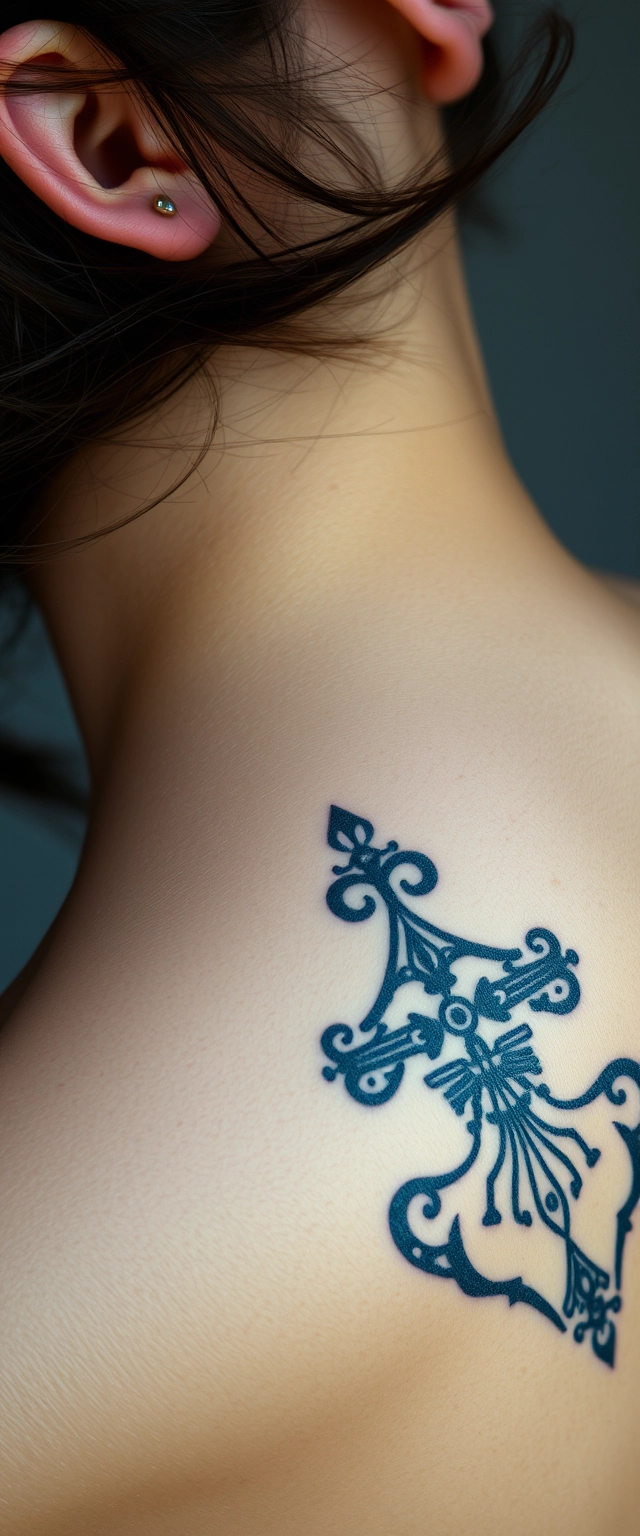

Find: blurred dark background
[0,0,638,990]
[466,0,640,576]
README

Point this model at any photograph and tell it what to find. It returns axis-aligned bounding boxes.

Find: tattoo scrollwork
[320,805,640,1367]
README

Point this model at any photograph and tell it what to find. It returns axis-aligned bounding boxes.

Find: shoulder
[2,551,640,1532]
[599,574,640,610]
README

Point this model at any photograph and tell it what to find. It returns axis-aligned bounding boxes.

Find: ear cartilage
[151,194,177,217]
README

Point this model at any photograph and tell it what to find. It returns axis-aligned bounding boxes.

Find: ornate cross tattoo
[320,806,640,1367]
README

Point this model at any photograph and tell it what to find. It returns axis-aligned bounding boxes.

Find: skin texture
[1,6,640,1534]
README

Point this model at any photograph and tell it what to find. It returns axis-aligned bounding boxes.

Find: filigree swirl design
[320,806,640,1367]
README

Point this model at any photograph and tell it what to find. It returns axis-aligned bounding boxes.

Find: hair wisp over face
[0,0,573,568]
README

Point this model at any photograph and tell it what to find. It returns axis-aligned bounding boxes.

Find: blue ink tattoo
[321,805,640,1367]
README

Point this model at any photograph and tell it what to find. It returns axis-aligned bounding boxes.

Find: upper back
[1,535,640,1536]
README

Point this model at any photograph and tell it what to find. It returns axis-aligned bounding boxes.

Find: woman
[0,2,639,1531]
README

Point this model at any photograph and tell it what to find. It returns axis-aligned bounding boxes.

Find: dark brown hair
[0,1,573,802]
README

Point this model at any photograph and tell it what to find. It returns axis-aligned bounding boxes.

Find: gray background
[0,0,638,990]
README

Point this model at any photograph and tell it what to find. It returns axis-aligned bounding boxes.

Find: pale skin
[1,5,640,1534]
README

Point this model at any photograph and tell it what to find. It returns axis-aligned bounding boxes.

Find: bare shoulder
[598,573,640,610]
[2,554,640,1535]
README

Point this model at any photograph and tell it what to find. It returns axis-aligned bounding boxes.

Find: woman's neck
[30,219,562,781]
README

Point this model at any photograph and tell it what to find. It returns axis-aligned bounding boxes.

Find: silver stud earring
[152,194,177,217]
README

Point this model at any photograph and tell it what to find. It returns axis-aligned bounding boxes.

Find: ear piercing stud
[152,194,177,217]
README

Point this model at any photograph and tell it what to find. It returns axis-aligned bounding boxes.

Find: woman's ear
[386,0,493,102]
[0,21,220,259]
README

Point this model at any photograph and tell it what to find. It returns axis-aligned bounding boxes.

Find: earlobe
[387,0,493,103]
[0,21,220,259]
